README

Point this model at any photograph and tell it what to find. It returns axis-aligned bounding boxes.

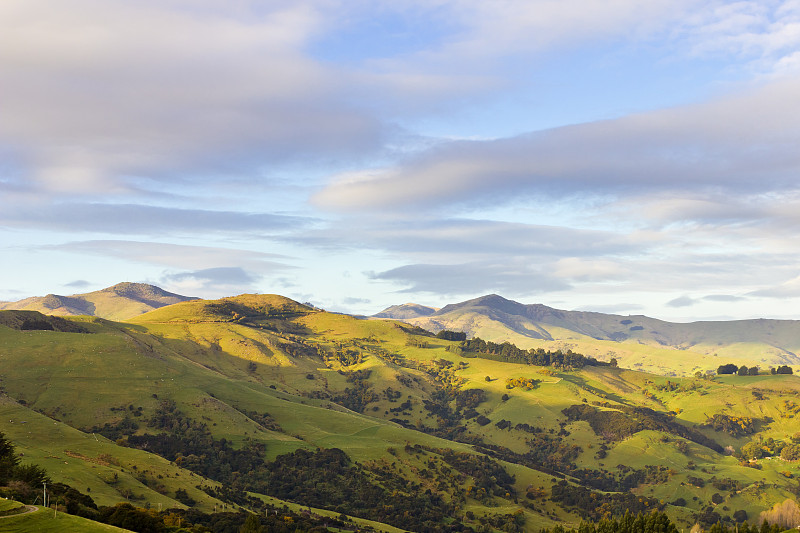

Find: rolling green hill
[3,292,800,531]
[378,294,800,376]
[0,282,197,321]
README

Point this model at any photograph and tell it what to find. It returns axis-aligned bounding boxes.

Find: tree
[781,443,800,461]
[748,366,759,376]
[759,499,800,529]
[0,431,20,484]
[741,440,763,460]
[777,365,794,375]
[240,513,263,533]
[717,364,738,375]
[738,365,749,376]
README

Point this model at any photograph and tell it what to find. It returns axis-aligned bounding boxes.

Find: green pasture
[0,504,131,532]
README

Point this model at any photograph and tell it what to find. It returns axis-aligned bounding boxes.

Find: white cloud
[667,295,697,307]
[161,267,262,297]
[552,258,629,282]
[314,76,800,211]
[369,260,571,296]
[678,0,800,74]
[0,0,383,195]
[750,274,800,298]
[47,240,292,272]
[0,203,311,235]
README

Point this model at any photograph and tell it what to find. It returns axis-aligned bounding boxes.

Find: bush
[476,415,491,426]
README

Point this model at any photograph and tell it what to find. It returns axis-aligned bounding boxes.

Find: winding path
[0,505,38,518]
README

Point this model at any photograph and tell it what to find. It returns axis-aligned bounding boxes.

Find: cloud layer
[315,78,800,211]
[2,1,800,317]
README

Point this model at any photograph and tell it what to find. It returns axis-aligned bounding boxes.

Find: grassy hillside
[0,504,132,532]
[0,282,196,320]
[3,295,800,531]
[395,294,800,376]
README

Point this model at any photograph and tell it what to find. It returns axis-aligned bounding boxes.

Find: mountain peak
[0,282,196,320]
[436,294,532,317]
[101,282,184,300]
[373,303,438,320]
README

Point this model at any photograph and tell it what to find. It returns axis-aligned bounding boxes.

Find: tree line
[717,363,793,375]
[457,338,608,369]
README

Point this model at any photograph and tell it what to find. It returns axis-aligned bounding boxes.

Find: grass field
[0,503,132,532]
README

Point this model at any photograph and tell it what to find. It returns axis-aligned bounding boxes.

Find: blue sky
[2,0,800,320]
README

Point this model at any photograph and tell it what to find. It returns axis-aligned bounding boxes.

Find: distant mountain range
[4,282,800,375]
[0,282,196,320]
[374,293,800,375]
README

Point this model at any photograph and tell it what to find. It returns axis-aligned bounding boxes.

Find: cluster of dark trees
[717,363,793,375]
[505,377,541,390]
[240,448,465,531]
[542,510,787,533]
[569,465,671,493]
[701,413,758,437]
[562,403,723,452]
[114,402,468,532]
[543,511,676,533]
[550,481,664,521]
[0,430,50,502]
[88,501,368,533]
[458,338,606,369]
[436,329,467,341]
[332,369,377,413]
[437,448,516,498]
[740,435,800,461]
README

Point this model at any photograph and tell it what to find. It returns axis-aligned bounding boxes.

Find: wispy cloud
[369,260,571,296]
[0,203,312,235]
[315,77,800,212]
[667,295,696,308]
[749,274,800,298]
[45,240,295,298]
[161,267,263,297]
[47,240,292,272]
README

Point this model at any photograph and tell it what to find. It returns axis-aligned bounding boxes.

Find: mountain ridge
[0,281,197,320]
[374,293,800,375]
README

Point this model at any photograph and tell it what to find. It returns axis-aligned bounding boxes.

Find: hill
[4,292,800,531]
[385,294,800,376]
[0,282,197,321]
[373,302,438,319]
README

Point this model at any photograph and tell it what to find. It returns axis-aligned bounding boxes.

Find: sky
[2,0,800,321]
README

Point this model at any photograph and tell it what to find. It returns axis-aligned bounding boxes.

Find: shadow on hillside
[560,374,628,405]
